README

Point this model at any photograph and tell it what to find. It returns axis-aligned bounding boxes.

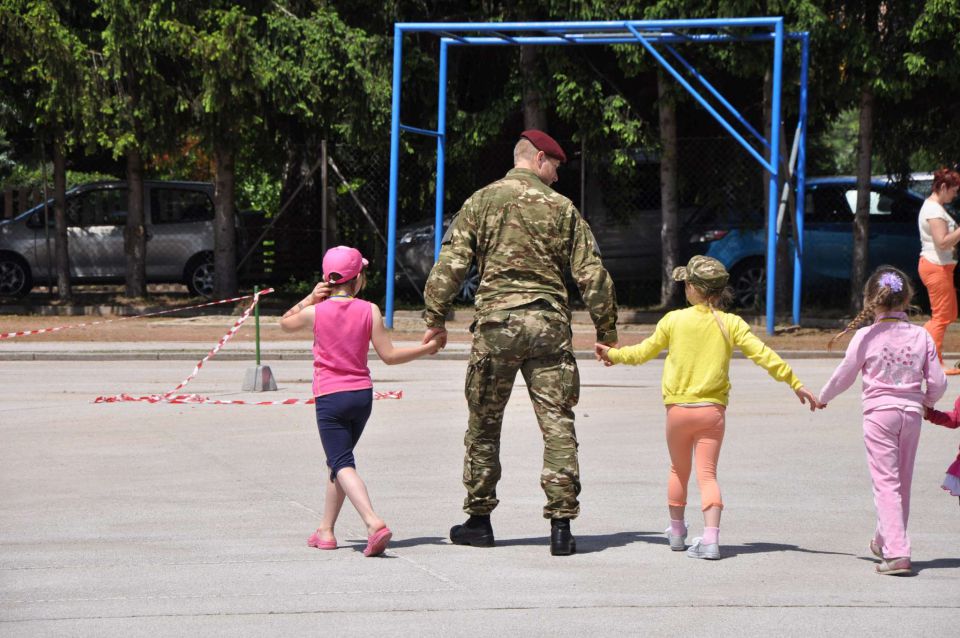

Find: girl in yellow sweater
[595,255,818,559]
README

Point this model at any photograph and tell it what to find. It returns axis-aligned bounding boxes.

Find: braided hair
[827,266,915,350]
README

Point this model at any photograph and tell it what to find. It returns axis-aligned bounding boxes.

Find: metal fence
[0,136,766,305]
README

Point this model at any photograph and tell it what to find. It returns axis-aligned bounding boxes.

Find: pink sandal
[307,529,338,550]
[363,526,392,557]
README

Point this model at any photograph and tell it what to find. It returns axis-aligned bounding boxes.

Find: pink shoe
[307,529,337,550]
[363,526,392,557]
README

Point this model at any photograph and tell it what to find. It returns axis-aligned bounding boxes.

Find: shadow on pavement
[494,530,658,554]
[896,557,960,574]
[721,542,855,558]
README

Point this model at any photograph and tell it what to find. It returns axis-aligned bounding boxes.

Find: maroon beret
[520,129,567,163]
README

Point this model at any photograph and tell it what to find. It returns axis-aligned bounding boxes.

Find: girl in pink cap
[818,266,947,576]
[280,246,442,557]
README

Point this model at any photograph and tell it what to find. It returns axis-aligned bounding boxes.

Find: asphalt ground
[1,350,959,636]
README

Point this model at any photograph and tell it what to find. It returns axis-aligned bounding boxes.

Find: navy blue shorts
[314,388,373,481]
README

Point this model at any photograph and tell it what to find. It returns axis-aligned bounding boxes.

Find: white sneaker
[664,524,687,551]
[686,537,721,560]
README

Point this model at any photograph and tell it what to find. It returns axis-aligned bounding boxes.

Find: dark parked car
[685,177,939,308]
[395,217,479,302]
[0,180,255,298]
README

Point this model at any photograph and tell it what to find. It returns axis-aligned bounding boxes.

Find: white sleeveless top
[918,199,957,265]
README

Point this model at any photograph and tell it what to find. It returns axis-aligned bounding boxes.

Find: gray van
[0,180,221,297]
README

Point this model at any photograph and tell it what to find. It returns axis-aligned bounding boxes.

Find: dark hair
[932,167,960,194]
[828,265,914,350]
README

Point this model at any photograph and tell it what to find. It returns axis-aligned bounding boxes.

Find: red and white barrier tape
[95,390,403,405]
[84,288,403,405]
[1,289,276,340]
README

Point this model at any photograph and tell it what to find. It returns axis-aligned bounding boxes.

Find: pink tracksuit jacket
[819,312,947,411]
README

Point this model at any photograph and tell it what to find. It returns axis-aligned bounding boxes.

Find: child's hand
[925,405,959,428]
[424,337,443,355]
[311,281,333,304]
[595,342,614,366]
[795,386,820,412]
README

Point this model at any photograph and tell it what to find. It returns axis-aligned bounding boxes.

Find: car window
[65,188,128,227]
[843,189,893,218]
[150,188,214,224]
[889,192,923,221]
[806,186,851,222]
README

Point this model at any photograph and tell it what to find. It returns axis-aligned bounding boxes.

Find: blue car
[686,177,936,308]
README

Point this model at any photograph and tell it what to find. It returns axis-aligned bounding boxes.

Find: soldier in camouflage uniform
[422,130,618,556]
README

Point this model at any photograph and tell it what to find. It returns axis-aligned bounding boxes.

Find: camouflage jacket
[423,168,618,343]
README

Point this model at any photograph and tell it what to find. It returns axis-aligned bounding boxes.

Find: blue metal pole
[663,44,770,151]
[444,33,806,46]
[793,33,810,326]
[434,40,449,261]
[386,25,404,329]
[625,25,775,175]
[395,18,783,32]
[765,19,784,335]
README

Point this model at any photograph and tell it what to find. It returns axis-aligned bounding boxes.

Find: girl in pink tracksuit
[818,266,947,576]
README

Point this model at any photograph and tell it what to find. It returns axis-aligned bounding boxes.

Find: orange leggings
[666,404,725,511]
[918,257,957,362]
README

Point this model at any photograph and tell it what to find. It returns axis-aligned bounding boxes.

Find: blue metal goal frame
[385,18,810,335]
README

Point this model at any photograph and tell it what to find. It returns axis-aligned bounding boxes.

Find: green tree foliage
[0,0,97,301]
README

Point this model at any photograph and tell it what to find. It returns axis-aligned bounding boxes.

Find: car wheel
[0,253,32,298]
[456,264,480,303]
[729,259,765,310]
[184,252,215,298]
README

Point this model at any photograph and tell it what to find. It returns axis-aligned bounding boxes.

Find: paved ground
[2,348,959,636]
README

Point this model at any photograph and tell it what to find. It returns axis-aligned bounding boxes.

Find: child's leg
[665,406,697,521]
[863,409,913,558]
[896,412,922,548]
[334,467,385,535]
[692,406,725,542]
[314,476,346,542]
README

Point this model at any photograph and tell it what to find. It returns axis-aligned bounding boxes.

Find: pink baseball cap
[322,246,368,283]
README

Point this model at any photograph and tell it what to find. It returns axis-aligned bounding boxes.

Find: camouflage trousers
[462,306,581,519]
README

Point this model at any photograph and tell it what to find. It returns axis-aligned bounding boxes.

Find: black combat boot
[550,518,576,556]
[449,514,495,547]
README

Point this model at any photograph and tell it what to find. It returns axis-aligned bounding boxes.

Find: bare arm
[927,218,960,251]
[370,304,441,364]
[279,281,331,332]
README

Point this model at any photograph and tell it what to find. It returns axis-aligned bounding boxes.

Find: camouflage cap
[672,255,729,291]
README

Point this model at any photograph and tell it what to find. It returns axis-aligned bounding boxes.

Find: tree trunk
[775,124,792,313]
[520,46,548,130]
[213,143,238,297]
[52,142,71,302]
[850,84,874,313]
[657,70,682,308]
[125,147,147,298]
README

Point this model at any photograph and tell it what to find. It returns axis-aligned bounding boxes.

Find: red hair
[933,167,960,193]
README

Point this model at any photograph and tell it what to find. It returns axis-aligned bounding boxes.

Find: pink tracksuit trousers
[863,408,921,559]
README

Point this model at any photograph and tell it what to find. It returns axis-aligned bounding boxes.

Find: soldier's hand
[594,342,614,366]
[423,327,447,349]
[311,281,333,304]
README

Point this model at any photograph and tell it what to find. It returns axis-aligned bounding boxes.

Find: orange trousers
[918,257,957,362]
[665,404,725,511]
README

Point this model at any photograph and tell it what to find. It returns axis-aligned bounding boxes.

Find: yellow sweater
[607,304,803,406]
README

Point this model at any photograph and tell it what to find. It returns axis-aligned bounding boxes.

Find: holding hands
[794,386,822,412]
[594,342,616,367]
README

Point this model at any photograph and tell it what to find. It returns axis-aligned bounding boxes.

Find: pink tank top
[312,298,373,397]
